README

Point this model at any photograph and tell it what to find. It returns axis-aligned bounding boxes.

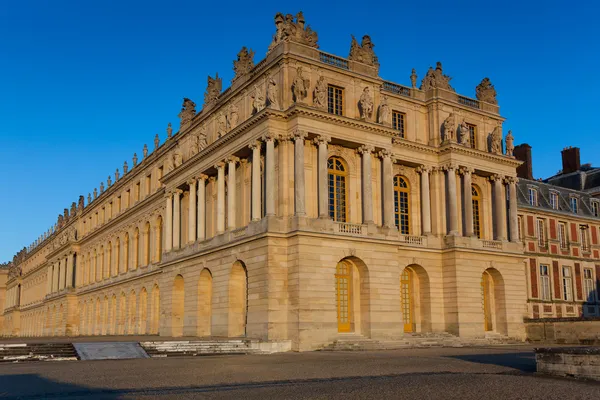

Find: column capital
[458,166,475,175]
[313,134,331,145]
[504,176,518,185]
[378,149,393,159]
[261,132,277,142]
[278,133,293,142]
[187,178,197,186]
[249,140,261,151]
[225,156,240,165]
[489,174,504,182]
[357,145,374,155]
[239,158,248,165]
[198,173,209,181]
[442,163,458,172]
[415,165,432,174]
[164,191,174,199]
[293,129,308,141]
[208,176,217,183]
[214,162,226,170]
[174,189,183,195]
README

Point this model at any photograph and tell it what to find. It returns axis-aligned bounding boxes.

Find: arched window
[472,186,482,238]
[394,176,410,234]
[327,157,348,222]
[335,260,352,333]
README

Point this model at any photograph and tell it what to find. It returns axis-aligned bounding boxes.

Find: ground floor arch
[335,257,370,336]
[197,268,213,336]
[172,275,185,337]
[481,268,508,335]
[228,261,248,337]
[400,264,431,333]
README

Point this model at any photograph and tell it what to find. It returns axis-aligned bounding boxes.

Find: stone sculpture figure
[268,11,319,51]
[216,111,227,138]
[143,144,148,158]
[228,103,239,130]
[154,134,160,150]
[70,202,77,217]
[123,161,128,174]
[378,95,390,126]
[190,134,199,156]
[167,122,173,138]
[100,182,105,193]
[198,125,208,150]
[420,61,455,92]
[359,86,373,120]
[489,126,502,154]
[505,130,514,156]
[93,188,98,199]
[107,175,112,187]
[348,35,378,67]
[292,66,309,103]
[179,98,196,128]
[115,168,120,181]
[476,77,498,104]
[88,193,92,204]
[443,114,456,142]
[459,120,470,146]
[313,75,327,110]
[233,47,255,80]
[267,76,280,110]
[252,84,266,114]
[204,74,222,106]
[133,153,138,166]
[173,148,183,168]
[410,68,417,89]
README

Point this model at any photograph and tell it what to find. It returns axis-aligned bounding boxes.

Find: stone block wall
[526,318,600,345]
[535,347,600,381]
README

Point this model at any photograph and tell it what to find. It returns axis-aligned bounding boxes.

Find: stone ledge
[535,347,600,355]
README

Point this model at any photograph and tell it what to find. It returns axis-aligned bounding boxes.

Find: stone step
[140,340,262,357]
[0,343,78,363]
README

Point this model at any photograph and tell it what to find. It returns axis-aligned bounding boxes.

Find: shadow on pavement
[446,351,536,373]
[0,374,121,399]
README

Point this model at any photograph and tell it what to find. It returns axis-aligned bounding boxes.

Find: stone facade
[1,12,598,351]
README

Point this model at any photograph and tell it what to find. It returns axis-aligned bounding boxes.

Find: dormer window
[592,201,599,217]
[528,187,538,206]
[570,196,579,213]
[550,192,559,210]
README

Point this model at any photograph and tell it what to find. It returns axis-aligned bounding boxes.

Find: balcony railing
[400,235,424,246]
[334,222,365,235]
[319,52,349,70]
[482,240,502,249]
[458,95,480,109]
[382,81,411,97]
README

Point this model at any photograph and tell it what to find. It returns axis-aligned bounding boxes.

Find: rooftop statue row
[442,113,514,156]
[268,11,319,51]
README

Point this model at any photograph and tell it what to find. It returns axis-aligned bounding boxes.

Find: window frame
[539,264,551,301]
[467,123,477,149]
[550,191,559,210]
[580,225,590,252]
[558,222,568,249]
[562,266,573,301]
[327,85,344,116]
[583,268,595,302]
[537,218,546,247]
[472,185,482,239]
[528,187,538,206]
[391,110,406,138]
[327,156,348,222]
[592,201,599,218]
[570,196,579,213]
[393,175,410,234]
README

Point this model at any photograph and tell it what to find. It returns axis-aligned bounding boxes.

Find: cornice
[439,143,523,168]
[518,205,600,224]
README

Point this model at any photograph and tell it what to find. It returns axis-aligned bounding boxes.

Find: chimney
[514,143,533,180]
[561,146,581,174]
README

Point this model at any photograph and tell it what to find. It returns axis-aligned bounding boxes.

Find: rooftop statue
[268,11,319,51]
[70,202,77,217]
[204,74,222,107]
[443,113,456,142]
[489,125,503,154]
[267,76,280,110]
[123,160,128,174]
[410,68,417,89]
[348,35,378,67]
[359,86,373,120]
[459,120,470,146]
[313,75,327,110]
[216,111,227,138]
[505,130,514,157]
[179,97,197,128]
[420,62,455,92]
[133,153,138,167]
[154,134,160,150]
[476,77,497,104]
[143,144,148,158]
[233,47,255,80]
[378,95,390,126]
[167,122,173,138]
[252,83,266,114]
[228,103,239,130]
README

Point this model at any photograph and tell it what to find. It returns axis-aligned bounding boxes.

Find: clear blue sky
[1,1,598,261]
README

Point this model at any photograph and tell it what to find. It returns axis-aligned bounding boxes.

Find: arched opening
[80,302,86,336]
[139,288,148,334]
[400,265,431,333]
[118,293,126,335]
[123,233,130,273]
[110,295,117,335]
[327,156,348,222]
[128,290,137,335]
[335,257,370,335]
[394,176,411,234]
[144,222,151,266]
[57,304,63,336]
[197,268,213,336]
[95,298,101,335]
[472,185,482,239]
[102,296,109,335]
[106,242,112,278]
[115,239,120,276]
[228,261,248,337]
[172,275,185,337]
[481,268,507,335]
[133,228,140,270]
[154,216,163,263]
[151,284,160,334]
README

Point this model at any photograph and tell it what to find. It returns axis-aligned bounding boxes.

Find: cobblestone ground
[0,345,598,399]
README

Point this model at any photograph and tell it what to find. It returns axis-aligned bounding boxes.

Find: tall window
[528,188,538,206]
[593,201,599,217]
[550,192,559,210]
[327,85,344,116]
[467,123,477,149]
[328,157,347,222]
[472,186,482,239]
[570,197,578,213]
[517,215,523,240]
[580,225,590,252]
[583,268,595,302]
[558,222,568,249]
[392,111,406,138]
[394,176,410,234]
[562,266,573,301]
[540,265,551,301]
[537,219,546,247]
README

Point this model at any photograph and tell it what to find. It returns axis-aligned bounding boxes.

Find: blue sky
[0,0,598,261]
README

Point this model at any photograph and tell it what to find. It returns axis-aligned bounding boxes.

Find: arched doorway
[128,290,137,335]
[102,296,109,335]
[172,275,185,337]
[481,268,507,334]
[400,265,431,333]
[151,284,160,334]
[228,261,248,337]
[197,269,213,336]
[335,258,370,335]
[118,293,126,335]
[139,288,148,334]
[110,295,117,335]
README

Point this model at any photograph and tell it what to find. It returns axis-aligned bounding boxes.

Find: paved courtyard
[0,345,598,399]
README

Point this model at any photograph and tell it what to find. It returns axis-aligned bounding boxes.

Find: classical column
[293,130,307,216]
[491,175,506,240]
[188,178,197,243]
[250,141,261,221]
[264,134,276,216]
[216,162,226,233]
[227,157,239,230]
[380,150,395,229]
[66,253,74,288]
[58,259,65,291]
[358,145,374,224]
[445,164,459,235]
[46,265,52,294]
[197,174,207,241]
[416,165,432,235]
[53,262,59,292]
[461,167,475,237]
[173,189,182,248]
[165,192,173,252]
[315,135,331,218]
[507,177,519,242]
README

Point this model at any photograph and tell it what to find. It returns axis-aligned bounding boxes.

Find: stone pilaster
[358,145,374,224]
[293,130,307,216]
[416,165,432,235]
[507,176,519,242]
[173,189,182,248]
[314,135,331,218]
[460,167,475,237]
[66,253,74,288]
[216,162,226,233]
[491,174,506,240]
[444,164,459,235]
[264,134,276,217]
[197,174,207,241]
[188,178,197,244]
[250,141,261,221]
[379,150,395,229]
[227,157,239,230]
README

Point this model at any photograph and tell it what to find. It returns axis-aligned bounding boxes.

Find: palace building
[2,12,599,350]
